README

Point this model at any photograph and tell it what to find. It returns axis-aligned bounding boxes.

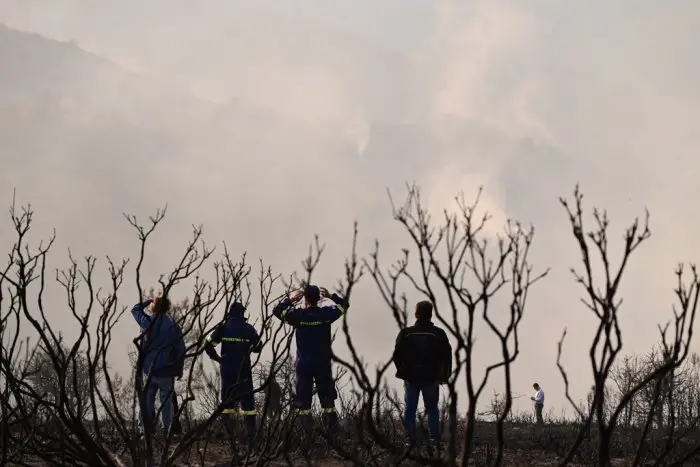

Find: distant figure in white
[531,382,545,425]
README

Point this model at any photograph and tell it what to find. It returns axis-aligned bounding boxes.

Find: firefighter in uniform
[204,301,262,444]
[272,285,348,436]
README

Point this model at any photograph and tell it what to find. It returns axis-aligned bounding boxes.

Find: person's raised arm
[131,299,153,328]
[319,287,349,322]
[272,289,303,324]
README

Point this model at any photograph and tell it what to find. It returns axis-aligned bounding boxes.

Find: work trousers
[221,370,257,439]
[295,363,338,433]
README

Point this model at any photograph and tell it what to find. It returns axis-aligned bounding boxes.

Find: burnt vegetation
[1,184,699,466]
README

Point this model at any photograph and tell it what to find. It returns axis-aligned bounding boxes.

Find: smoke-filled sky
[1,0,699,415]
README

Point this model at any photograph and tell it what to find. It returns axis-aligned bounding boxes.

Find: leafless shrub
[272,183,545,467]
[556,185,700,466]
[478,391,517,423]
[24,337,102,421]
[0,196,297,466]
[6,182,700,466]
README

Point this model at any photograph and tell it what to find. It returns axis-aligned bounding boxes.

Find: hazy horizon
[1,0,699,417]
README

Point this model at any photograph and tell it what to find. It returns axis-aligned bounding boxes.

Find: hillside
[0,24,377,253]
[0,20,595,254]
[0,1,421,123]
[0,25,201,205]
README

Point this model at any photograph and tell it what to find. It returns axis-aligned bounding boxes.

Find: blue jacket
[205,302,262,380]
[132,299,186,378]
[272,293,348,370]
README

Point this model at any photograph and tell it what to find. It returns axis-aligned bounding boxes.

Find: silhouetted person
[272,285,348,437]
[531,382,545,425]
[132,296,186,437]
[392,301,452,448]
[204,302,262,445]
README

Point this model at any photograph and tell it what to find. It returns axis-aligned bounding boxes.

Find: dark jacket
[205,302,262,380]
[272,293,348,371]
[132,299,186,378]
[392,319,452,384]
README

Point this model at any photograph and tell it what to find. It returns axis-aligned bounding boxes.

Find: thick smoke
[2,0,699,413]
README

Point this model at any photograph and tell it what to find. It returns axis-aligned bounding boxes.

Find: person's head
[304,285,321,307]
[152,296,171,315]
[415,300,433,321]
[227,301,246,319]
[533,383,540,391]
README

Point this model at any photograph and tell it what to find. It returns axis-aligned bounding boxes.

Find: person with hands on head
[272,284,348,437]
[131,295,186,438]
[392,300,452,450]
[203,301,262,446]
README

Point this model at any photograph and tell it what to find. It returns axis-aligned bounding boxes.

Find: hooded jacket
[205,302,262,380]
[272,291,349,371]
[132,299,186,378]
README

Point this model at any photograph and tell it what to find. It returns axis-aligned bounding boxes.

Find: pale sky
[1,0,699,417]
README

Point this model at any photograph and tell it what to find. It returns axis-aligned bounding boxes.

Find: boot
[321,411,339,438]
[427,438,441,456]
[403,434,416,449]
[244,415,257,450]
[298,415,314,453]
[221,414,236,443]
